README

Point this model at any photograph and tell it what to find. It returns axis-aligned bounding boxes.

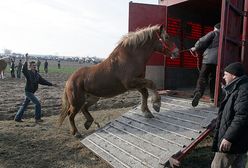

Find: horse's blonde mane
[119,25,160,48]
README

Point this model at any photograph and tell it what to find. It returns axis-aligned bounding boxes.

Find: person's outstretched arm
[191,31,216,52]
[22,54,29,78]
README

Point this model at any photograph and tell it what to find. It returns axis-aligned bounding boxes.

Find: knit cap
[224,62,245,77]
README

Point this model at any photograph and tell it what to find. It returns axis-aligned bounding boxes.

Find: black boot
[192,92,201,107]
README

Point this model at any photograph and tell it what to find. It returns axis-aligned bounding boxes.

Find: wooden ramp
[81,96,218,168]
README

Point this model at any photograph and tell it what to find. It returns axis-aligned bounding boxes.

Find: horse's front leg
[137,88,154,118]
[126,78,161,115]
[144,79,161,112]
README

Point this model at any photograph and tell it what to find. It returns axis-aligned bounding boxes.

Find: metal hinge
[244,11,248,17]
[242,40,248,46]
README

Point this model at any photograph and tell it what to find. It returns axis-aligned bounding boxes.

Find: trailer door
[129,2,167,89]
[129,2,167,65]
[215,0,247,104]
[129,2,167,32]
[241,0,248,74]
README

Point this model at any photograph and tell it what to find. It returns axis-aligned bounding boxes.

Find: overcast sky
[0,0,158,58]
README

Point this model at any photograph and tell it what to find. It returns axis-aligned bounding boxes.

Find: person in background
[58,60,61,69]
[191,23,220,107]
[16,59,22,79]
[211,62,248,168]
[14,53,57,123]
[44,59,48,74]
[37,59,41,73]
[10,58,15,78]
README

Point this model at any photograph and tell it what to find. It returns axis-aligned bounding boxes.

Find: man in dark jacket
[191,23,220,107]
[211,62,248,168]
[14,53,57,123]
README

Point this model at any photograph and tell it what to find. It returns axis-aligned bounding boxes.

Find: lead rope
[179,49,201,72]
[189,49,201,72]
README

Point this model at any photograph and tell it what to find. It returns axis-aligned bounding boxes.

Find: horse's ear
[159,24,165,34]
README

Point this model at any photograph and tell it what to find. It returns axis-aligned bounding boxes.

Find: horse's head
[154,25,179,59]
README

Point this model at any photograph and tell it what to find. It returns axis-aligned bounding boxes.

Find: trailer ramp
[81,96,218,168]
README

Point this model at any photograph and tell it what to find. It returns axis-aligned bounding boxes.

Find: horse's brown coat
[59,25,179,136]
[0,59,7,79]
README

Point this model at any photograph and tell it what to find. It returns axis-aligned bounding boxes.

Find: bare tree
[3,48,12,55]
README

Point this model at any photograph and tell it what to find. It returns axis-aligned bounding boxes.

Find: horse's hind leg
[81,95,100,130]
[68,106,81,137]
[137,88,154,118]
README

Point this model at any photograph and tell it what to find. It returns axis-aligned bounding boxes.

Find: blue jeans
[15,92,41,120]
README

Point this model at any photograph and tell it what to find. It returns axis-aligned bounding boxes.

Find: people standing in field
[10,58,15,78]
[58,60,61,69]
[16,59,23,79]
[14,53,57,123]
[44,59,48,74]
[211,62,248,168]
[191,23,220,107]
[37,59,41,73]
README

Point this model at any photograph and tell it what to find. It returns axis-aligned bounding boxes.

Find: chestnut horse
[0,57,8,79]
[59,25,179,136]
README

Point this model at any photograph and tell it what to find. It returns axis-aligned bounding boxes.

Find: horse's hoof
[153,103,160,112]
[74,132,82,138]
[84,121,93,130]
[94,121,101,128]
[144,112,154,118]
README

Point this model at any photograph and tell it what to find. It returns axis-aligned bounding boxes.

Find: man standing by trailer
[211,62,248,168]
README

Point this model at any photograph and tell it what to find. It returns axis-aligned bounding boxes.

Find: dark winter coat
[194,30,219,64]
[10,61,15,71]
[22,62,53,93]
[212,75,248,154]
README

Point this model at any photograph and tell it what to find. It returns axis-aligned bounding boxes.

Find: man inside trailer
[191,23,220,107]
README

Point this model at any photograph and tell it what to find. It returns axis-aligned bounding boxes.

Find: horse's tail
[59,87,70,126]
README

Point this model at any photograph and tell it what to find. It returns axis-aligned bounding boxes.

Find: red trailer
[129,0,248,105]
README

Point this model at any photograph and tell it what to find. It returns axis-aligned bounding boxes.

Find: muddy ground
[0,61,219,168]
[0,66,143,168]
